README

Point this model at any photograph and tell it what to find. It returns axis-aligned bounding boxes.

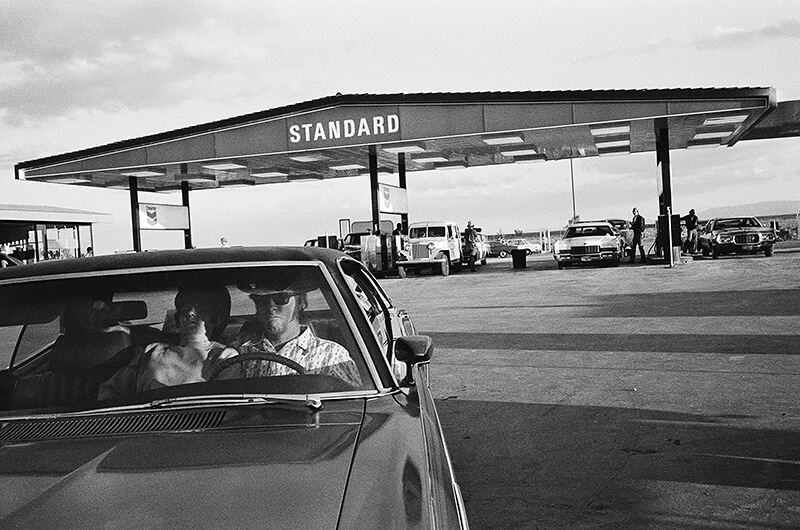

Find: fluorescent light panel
[290,154,330,163]
[595,139,630,149]
[45,176,93,184]
[250,168,289,178]
[500,147,539,157]
[482,134,525,145]
[175,173,217,183]
[329,163,366,171]
[411,153,449,164]
[121,168,166,178]
[693,131,731,140]
[703,114,748,126]
[382,142,426,154]
[201,162,247,171]
[687,141,721,150]
[590,125,630,136]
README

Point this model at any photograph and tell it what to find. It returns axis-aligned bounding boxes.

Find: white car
[505,238,541,255]
[553,221,623,269]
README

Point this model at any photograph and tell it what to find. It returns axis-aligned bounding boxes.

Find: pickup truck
[397,221,463,277]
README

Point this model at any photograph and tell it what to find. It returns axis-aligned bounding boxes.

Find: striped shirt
[237,326,362,387]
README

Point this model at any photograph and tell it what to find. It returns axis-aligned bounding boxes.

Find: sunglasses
[252,292,295,306]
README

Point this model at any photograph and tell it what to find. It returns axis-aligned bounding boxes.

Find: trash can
[511,248,527,269]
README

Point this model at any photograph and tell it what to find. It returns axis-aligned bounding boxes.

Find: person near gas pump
[629,208,648,264]
[680,209,699,254]
[464,221,478,272]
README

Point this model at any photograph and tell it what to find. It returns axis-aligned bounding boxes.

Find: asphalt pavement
[380,245,800,529]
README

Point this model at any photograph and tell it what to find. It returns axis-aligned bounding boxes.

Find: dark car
[0,247,468,529]
[698,216,777,258]
[488,239,515,258]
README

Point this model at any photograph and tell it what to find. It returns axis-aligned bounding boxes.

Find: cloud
[696,19,800,49]
[0,1,292,124]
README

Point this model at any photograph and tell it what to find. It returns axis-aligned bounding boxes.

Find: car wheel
[499,250,508,258]
[712,247,720,259]
[481,258,487,265]
[440,259,450,276]
[525,249,532,256]
[765,246,774,257]
[398,266,407,279]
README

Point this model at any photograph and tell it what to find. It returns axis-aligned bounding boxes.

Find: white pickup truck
[397,221,463,277]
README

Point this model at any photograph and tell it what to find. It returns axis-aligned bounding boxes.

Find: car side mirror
[394,335,434,385]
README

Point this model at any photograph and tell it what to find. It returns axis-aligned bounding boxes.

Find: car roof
[570,221,614,227]
[0,246,349,282]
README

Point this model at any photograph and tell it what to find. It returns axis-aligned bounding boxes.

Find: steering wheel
[209,351,307,380]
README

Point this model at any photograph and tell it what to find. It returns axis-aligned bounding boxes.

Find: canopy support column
[369,145,380,234]
[181,181,193,249]
[655,117,675,266]
[129,177,141,252]
[398,153,408,233]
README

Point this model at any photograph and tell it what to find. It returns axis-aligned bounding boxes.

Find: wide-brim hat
[237,269,316,295]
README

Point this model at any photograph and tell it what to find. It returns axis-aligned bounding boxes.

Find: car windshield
[409,226,446,238]
[565,225,613,238]
[715,218,761,229]
[0,264,373,416]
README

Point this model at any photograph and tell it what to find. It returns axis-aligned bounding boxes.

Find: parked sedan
[553,221,623,269]
[0,247,468,529]
[698,216,777,258]
[505,238,541,255]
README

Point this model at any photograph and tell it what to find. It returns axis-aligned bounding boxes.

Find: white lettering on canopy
[289,114,400,144]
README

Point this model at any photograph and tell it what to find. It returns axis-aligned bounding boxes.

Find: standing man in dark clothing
[464,221,478,272]
[629,208,647,264]
[681,209,699,254]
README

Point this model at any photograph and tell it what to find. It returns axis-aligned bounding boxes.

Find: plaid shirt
[237,326,362,387]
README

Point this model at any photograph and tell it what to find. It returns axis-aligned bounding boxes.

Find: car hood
[0,401,365,529]
[712,227,771,235]
[562,235,617,247]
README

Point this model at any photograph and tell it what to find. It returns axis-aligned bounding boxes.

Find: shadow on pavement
[437,398,800,529]
[423,331,799,356]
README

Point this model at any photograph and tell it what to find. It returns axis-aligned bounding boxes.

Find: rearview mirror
[395,335,434,364]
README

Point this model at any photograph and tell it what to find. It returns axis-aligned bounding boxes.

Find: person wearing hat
[99,284,238,400]
[680,208,699,254]
[463,221,478,272]
[234,271,361,387]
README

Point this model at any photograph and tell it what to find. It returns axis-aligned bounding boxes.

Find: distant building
[0,203,109,262]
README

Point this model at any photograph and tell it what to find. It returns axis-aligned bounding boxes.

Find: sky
[2,0,800,253]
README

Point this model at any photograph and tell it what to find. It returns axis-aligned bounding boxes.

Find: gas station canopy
[15,87,788,191]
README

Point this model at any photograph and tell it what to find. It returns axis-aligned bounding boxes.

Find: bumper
[713,242,773,254]
[554,250,620,265]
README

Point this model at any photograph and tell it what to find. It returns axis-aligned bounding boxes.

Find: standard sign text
[289,114,400,144]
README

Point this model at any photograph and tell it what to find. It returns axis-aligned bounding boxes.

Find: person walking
[681,208,699,254]
[629,208,648,264]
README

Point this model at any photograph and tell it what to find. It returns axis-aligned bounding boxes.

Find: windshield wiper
[147,393,324,412]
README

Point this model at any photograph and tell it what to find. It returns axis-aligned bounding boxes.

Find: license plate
[741,245,752,251]
[581,256,592,262]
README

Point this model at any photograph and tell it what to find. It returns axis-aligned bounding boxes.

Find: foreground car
[698,216,777,259]
[0,247,468,529]
[553,221,623,269]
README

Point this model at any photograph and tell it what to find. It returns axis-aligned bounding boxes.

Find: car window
[0,264,375,415]
[429,226,446,238]
[409,227,426,238]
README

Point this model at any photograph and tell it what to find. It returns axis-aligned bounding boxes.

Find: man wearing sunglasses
[235,273,361,387]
